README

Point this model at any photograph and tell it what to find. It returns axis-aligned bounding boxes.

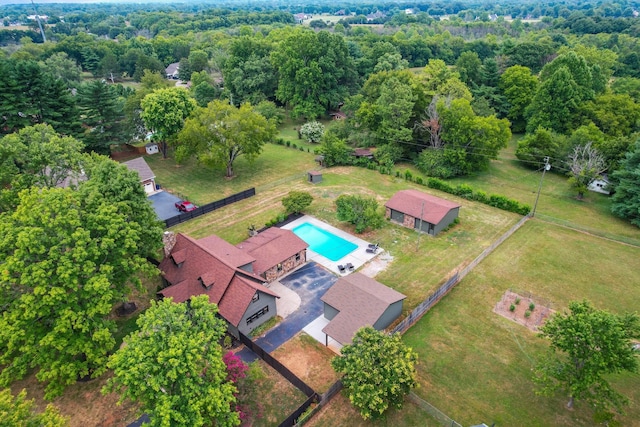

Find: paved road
[237,262,337,362]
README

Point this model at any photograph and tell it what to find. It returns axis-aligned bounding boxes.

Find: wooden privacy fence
[164,188,255,228]
[393,214,531,335]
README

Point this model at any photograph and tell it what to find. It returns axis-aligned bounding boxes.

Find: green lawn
[145,143,316,205]
[403,220,640,426]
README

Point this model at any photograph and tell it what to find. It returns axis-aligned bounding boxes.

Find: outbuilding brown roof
[321,273,406,345]
[385,189,460,225]
[236,228,308,277]
[158,233,278,327]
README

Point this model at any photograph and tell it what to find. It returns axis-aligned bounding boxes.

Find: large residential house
[158,229,307,337]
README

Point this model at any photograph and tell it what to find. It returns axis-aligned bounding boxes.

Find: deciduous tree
[140,87,197,158]
[0,157,162,398]
[534,300,639,415]
[177,100,275,177]
[282,191,313,215]
[331,327,418,420]
[105,296,240,427]
[499,65,538,133]
[566,142,607,199]
[299,121,325,143]
[335,194,384,233]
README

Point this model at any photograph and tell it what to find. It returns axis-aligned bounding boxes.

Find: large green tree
[499,65,538,133]
[140,87,197,158]
[438,98,512,175]
[331,327,418,420]
[0,158,162,398]
[77,80,127,154]
[223,36,277,105]
[271,28,357,118]
[611,140,640,226]
[105,296,240,427]
[526,66,580,134]
[177,100,275,177]
[0,124,84,212]
[534,300,639,414]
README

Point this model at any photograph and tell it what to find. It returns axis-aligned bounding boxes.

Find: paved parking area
[148,191,182,220]
[237,262,337,362]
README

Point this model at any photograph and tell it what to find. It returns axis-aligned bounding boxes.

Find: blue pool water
[292,222,357,261]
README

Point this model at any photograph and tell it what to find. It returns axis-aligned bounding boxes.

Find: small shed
[353,148,374,159]
[308,171,322,184]
[145,143,159,155]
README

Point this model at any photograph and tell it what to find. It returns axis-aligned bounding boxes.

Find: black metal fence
[164,188,255,228]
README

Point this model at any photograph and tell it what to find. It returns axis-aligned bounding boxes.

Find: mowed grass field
[403,220,640,426]
[151,133,640,426]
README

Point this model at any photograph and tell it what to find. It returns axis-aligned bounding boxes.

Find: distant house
[321,273,406,346]
[158,233,279,337]
[165,62,180,79]
[385,189,460,236]
[236,228,308,282]
[294,13,308,24]
[366,11,386,22]
[588,175,611,195]
[123,157,157,195]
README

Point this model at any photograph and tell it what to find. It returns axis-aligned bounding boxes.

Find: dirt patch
[359,252,394,278]
[271,333,340,393]
[493,290,554,332]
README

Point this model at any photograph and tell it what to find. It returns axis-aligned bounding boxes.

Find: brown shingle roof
[158,233,278,327]
[198,234,255,268]
[123,157,155,182]
[385,189,460,225]
[321,273,406,345]
[237,228,308,277]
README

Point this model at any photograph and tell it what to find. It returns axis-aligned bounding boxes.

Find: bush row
[273,138,313,153]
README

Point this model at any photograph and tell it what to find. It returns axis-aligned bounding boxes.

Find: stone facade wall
[162,231,177,257]
[263,249,307,282]
[403,215,416,229]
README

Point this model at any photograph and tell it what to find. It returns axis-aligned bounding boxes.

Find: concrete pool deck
[281,215,382,276]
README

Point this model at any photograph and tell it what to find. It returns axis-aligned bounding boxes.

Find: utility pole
[532,156,551,217]
[31,0,46,43]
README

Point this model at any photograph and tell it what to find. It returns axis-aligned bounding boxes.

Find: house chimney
[163,231,177,257]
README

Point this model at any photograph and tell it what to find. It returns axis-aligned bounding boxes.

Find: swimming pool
[292,222,357,262]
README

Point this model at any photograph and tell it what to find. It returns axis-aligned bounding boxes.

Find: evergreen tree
[77,80,127,154]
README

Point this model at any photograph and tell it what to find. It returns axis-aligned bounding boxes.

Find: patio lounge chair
[366,246,377,254]
[346,263,354,271]
[338,265,346,273]
[368,243,378,249]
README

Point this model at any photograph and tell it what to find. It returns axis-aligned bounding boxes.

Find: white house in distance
[588,175,611,195]
[123,157,157,195]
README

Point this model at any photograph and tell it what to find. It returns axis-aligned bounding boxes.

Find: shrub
[282,191,313,214]
[509,304,516,312]
[415,176,424,185]
[286,141,291,147]
[515,297,521,305]
[454,184,474,199]
[292,143,297,149]
[395,170,401,178]
[300,121,325,143]
[524,310,531,318]
[529,302,536,311]
[336,194,384,234]
[404,169,413,182]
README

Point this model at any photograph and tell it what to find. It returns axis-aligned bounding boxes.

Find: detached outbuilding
[321,273,406,346]
[123,157,157,195]
[385,189,460,236]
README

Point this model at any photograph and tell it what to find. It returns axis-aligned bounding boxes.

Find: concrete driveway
[238,262,337,362]
[148,191,182,220]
